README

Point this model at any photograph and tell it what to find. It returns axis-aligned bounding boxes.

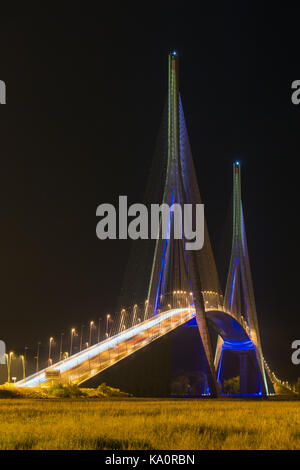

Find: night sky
[0,8,299,382]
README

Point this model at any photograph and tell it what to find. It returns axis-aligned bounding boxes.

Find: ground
[0,398,299,450]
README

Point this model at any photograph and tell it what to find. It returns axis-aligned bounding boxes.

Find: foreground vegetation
[0,382,130,399]
[0,397,299,450]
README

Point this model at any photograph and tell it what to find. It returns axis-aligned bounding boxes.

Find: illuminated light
[220,393,263,397]
[235,161,240,166]
[171,51,177,56]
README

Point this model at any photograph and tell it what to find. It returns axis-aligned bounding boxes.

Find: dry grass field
[0,398,300,450]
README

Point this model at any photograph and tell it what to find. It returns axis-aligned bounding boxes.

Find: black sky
[0,7,299,382]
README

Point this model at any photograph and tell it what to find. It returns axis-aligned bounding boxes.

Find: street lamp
[89,321,94,346]
[144,299,149,320]
[120,309,126,332]
[4,354,8,383]
[132,305,138,327]
[106,314,110,338]
[70,328,76,356]
[24,346,29,376]
[20,355,25,380]
[48,337,54,366]
[6,351,14,383]
[59,333,64,362]
[35,341,41,373]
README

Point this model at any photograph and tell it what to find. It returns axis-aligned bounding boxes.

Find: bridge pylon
[215,162,272,396]
[143,52,221,397]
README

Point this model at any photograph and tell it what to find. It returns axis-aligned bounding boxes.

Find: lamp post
[48,337,54,366]
[106,314,110,338]
[6,351,14,383]
[35,341,41,373]
[132,305,138,327]
[144,299,149,320]
[80,325,85,351]
[89,321,94,346]
[59,333,64,362]
[70,329,76,356]
[120,309,126,333]
[24,346,29,377]
[20,355,25,380]
[4,354,8,383]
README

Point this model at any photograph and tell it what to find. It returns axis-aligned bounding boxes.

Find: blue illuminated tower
[215,162,272,396]
[144,52,221,396]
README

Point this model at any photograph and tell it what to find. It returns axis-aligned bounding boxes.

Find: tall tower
[145,52,220,396]
[217,161,271,396]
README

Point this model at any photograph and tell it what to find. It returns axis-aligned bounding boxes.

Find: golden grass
[0,398,299,450]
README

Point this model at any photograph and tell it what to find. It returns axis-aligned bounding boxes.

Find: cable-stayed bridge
[16,53,279,396]
[17,292,263,389]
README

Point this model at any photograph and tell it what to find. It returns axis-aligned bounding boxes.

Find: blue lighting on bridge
[182,317,197,327]
[154,190,175,314]
[222,339,254,350]
[218,342,263,397]
[171,51,177,56]
[235,161,240,166]
[217,349,224,383]
[229,256,238,310]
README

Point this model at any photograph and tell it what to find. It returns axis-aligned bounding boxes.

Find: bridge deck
[16,307,195,387]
